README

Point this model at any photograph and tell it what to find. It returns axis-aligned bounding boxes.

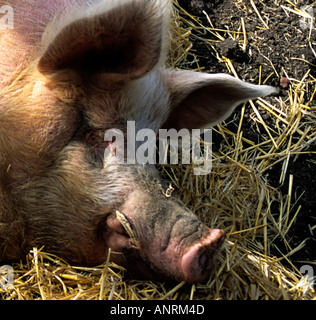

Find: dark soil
[178,0,316,271]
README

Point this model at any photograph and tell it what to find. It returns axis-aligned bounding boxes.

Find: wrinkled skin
[0,0,277,283]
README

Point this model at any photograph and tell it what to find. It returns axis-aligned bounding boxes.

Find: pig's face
[0,0,276,283]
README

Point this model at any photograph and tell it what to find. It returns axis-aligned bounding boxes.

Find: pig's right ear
[162,69,278,130]
[38,0,170,84]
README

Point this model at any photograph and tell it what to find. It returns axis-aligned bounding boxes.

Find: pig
[0,0,277,283]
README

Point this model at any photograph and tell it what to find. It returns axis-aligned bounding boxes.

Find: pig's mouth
[105,211,225,283]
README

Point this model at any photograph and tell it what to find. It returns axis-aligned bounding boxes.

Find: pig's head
[0,0,277,283]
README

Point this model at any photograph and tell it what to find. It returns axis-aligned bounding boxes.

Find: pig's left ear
[162,69,278,130]
[38,0,170,84]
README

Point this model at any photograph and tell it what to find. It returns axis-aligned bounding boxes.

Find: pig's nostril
[199,254,208,272]
[180,229,225,283]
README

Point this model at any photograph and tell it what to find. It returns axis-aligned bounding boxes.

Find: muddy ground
[178,0,316,270]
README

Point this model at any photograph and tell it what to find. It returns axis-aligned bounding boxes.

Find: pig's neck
[0,188,25,260]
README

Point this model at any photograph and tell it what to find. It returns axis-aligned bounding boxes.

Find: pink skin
[181,229,225,283]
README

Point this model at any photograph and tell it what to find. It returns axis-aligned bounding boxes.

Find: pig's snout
[180,229,225,283]
[106,208,225,283]
[112,188,227,283]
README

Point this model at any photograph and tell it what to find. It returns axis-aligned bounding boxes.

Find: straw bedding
[1,0,315,300]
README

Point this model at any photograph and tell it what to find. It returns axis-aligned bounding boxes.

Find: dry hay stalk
[1,0,315,300]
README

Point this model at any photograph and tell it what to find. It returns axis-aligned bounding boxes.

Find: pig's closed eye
[85,129,112,148]
[78,129,116,168]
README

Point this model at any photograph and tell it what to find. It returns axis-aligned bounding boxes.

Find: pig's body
[0,0,277,282]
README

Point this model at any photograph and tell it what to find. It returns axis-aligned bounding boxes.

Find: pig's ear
[162,70,278,130]
[38,0,170,83]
